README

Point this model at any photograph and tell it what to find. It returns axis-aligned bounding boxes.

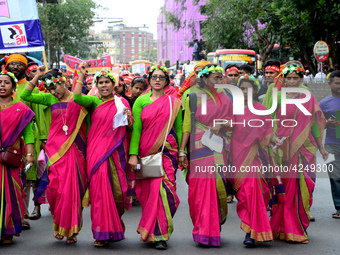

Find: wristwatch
[26,153,34,157]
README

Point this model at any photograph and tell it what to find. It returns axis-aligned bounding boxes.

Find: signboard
[63,53,112,74]
[313,41,329,62]
[222,55,252,62]
[131,63,146,74]
[0,0,44,53]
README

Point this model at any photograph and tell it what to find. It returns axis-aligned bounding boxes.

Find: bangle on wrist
[26,153,34,157]
[76,80,83,85]
[178,151,187,157]
[28,81,36,88]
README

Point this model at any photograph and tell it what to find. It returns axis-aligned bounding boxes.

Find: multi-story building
[157,0,206,64]
[99,24,156,64]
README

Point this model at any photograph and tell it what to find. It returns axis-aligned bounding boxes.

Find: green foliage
[140,49,157,63]
[38,0,98,67]
[163,0,340,73]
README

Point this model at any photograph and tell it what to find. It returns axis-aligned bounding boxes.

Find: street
[1,152,339,255]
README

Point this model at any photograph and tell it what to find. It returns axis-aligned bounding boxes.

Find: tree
[163,0,340,73]
[163,0,281,65]
[38,0,98,67]
[140,49,157,63]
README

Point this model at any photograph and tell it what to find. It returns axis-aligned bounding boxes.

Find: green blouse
[21,89,91,134]
[129,90,183,155]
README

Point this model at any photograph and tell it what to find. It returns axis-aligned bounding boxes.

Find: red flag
[72,70,79,92]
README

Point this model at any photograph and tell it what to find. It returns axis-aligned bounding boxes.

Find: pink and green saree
[135,95,181,242]
[86,98,134,242]
[45,98,88,238]
[231,102,273,242]
[270,93,326,242]
[186,90,233,246]
[0,102,34,239]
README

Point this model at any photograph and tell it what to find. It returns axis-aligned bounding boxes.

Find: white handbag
[136,96,172,179]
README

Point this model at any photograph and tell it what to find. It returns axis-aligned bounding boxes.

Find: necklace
[59,92,72,135]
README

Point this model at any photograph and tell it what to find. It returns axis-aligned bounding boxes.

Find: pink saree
[87,98,133,242]
[187,90,233,246]
[231,102,273,241]
[270,93,326,242]
[45,98,88,237]
[136,95,181,242]
[0,102,34,238]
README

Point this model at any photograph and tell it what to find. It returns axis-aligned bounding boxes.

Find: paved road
[1,152,339,254]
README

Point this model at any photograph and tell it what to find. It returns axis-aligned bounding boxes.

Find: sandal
[22,218,30,230]
[332,211,340,219]
[227,194,234,203]
[66,235,77,244]
[29,208,41,220]
[53,231,64,241]
[309,215,315,222]
[1,235,13,244]
[94,240,109,247]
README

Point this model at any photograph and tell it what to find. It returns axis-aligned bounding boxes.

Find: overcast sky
[93,0,164,38]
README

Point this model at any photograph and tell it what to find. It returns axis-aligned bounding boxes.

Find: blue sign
[0,0,44,53]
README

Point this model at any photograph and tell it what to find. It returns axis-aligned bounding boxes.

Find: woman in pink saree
[21,67,88,244]
[178,64,233,246]
[231,75,281,246]
[270,63,328,243]
[0,71,34,244]
[74,62,134,247]
[128,65,182,250]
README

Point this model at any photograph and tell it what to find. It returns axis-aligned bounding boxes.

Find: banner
[63,53,112,74]
[0,0,44,53]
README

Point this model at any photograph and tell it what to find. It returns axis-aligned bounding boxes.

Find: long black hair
[118,76,133,109]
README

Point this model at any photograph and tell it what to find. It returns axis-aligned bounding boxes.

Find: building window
[132,56,135,61]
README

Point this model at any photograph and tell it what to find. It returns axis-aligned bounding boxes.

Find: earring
[64,86,66,88]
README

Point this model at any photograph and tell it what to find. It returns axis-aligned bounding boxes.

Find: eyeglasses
[285,77,300,81]
[151,75,166,81]
[8,62,25,68]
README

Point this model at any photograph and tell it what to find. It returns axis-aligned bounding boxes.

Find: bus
[215,49,257,74]
[129,60,151,75]
[207,52,216,64]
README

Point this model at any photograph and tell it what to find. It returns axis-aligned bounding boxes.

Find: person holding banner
[0,70,35,244]
[73,62,134,247]
[21,67,89,244]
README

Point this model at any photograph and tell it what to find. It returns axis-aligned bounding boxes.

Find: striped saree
[45,99,88,238]
[136,95,181,242]
[270,93,326,242]
[86,98,134,242]
[0,102,34,239]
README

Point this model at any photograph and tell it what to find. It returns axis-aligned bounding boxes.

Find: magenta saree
[0,102,34,238]
[136,95,181,242]
[86,98,133,242]
[187,90,233,246]
[45,98,87,238]
[270,93,326,242]
[231,102,273,241]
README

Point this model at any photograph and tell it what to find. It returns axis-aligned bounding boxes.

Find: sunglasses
[151,75,166,81]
